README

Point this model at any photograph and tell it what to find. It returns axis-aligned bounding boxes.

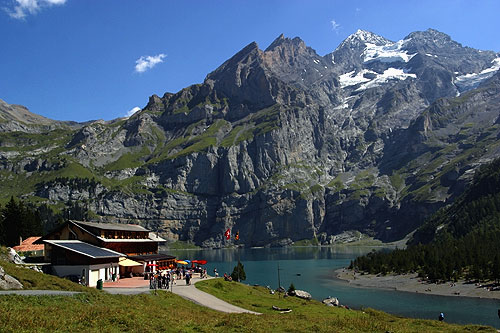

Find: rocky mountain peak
[405,28,453,43]
[204,40,263,93]
[265,34,307,52]
[402,28,464,54]
[401,28,498,83]
[205,41,261,83]
[0,99,54,125]
[325,29,394,74]
[263,34,316,67]
[0,98,83,133]
[261,34,333,88]
[337,29,391,50]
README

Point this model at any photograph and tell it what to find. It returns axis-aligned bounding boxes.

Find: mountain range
[1,28,499,247]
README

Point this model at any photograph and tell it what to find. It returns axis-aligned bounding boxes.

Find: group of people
[149,270,173,289]
[148,266,209,289]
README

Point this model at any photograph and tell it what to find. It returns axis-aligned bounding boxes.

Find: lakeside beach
[336,268,500,300]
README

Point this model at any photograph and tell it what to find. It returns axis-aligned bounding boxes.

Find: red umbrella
[192,260,207,265]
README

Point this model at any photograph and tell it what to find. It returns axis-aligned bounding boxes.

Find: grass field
[0,257,495,332]
[0,260,92,292]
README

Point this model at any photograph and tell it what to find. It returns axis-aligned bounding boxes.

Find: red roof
[12,237,44,252]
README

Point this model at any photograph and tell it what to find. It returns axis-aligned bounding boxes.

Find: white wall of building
[52,263,119,287]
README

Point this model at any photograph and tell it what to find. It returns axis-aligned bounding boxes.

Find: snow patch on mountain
[333,102,349,110]
[339,70,375,87]
[455,57,500,92]
[356,68,416,91]
[340,68,416,91]
[363,40,416,64]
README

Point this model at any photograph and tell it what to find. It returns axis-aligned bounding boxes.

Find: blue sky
[1,0,499,122]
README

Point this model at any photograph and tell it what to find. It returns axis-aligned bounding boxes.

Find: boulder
[0,266,23,290]
[322,297,340,306]
[293,289,312,300]
[7,248,24,264]
[27,265,43,273]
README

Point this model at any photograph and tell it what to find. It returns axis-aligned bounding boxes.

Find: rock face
[0,29,500,247]
[0,266,23,290]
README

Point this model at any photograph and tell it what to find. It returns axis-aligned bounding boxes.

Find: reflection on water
[162,246,500,328]
[163,245,375,263]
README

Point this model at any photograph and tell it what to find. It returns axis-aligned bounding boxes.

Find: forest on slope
[351,158,500,282]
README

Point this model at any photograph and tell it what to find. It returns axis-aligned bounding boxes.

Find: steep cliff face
[1,29,499,247]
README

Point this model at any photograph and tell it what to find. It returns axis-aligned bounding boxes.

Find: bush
[287,283,296,294]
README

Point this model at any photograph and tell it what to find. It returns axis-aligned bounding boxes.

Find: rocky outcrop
[7,248,24,265]
[0,266,23,290]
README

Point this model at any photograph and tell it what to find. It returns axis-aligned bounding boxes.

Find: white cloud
[330,19,341,32]
[134,54,166,73]
[6,0,67,19]
[125,106,141,118]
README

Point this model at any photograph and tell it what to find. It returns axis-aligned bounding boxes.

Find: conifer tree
[231,260,246,282]
[0,197,44,246]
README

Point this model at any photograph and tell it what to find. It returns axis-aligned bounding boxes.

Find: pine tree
[491,255,500,283]
[3,196,21,246]
[231,260,246,282]
[1,197,44,246]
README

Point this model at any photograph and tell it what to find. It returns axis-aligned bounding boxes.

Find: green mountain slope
[352,158,500,281]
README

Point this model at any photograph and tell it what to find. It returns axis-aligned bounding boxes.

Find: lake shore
[335,268,500,300]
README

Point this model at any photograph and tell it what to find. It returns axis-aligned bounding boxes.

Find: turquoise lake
[166,246,500,328]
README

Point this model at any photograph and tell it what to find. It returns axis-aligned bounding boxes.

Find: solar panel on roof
[48,241,123,258]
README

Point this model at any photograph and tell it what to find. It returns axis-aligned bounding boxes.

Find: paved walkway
[103,276,149,289]
[169,277,260,314]
[103,276,260,314]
